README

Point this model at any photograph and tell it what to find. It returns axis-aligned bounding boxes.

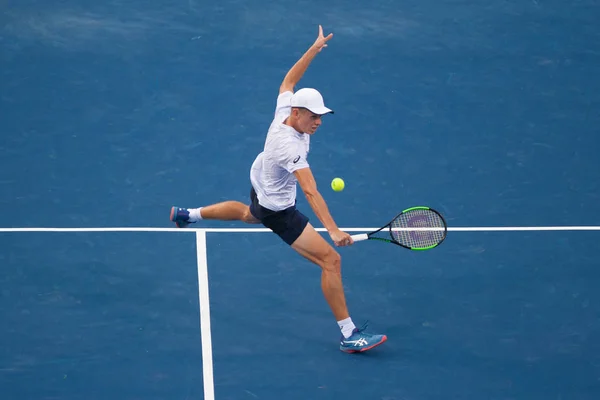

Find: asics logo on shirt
[293,155,300,163]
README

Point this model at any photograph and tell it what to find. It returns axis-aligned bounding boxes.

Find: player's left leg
[170,202,260,227]
[170,187,261,228]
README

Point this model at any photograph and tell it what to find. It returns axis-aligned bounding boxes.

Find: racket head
[388,206,447,250]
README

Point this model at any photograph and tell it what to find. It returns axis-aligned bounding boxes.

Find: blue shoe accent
[170,206,194,228]
[339,322,387,353]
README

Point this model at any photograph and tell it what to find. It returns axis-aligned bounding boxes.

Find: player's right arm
[279,25,333,94]
[294,167,353,246]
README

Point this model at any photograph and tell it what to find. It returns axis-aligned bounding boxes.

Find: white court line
[196,231,215,400]
[1,226,600,232]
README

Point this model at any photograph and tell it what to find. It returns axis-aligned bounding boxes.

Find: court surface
[2,0,600,399]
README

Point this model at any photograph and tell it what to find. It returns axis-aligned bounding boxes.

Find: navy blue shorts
[249,187,309,246]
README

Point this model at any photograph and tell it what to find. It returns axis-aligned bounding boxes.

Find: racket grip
[351,234,369,242]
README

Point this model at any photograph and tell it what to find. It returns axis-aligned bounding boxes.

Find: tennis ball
[331,177,345,192]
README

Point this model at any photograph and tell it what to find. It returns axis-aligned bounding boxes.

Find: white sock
[188,207,203,222]
[337,317,356,339]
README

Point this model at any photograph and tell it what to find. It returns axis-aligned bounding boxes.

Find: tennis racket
[351,206,447,250]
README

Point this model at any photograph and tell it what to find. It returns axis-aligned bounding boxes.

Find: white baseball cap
[290,88,334,115]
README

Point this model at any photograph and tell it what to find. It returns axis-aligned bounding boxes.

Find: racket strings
[391,209,446,249]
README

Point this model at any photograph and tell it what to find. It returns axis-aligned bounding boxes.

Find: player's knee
[322,248,341,274]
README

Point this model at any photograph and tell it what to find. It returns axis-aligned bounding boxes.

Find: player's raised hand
[313,25,333,52]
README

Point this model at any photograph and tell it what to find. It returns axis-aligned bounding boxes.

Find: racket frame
[351,206,448,250]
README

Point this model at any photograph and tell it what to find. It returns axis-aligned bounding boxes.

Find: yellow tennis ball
[331,177,345,192]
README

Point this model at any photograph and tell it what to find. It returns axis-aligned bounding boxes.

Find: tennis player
[170,25,387,353]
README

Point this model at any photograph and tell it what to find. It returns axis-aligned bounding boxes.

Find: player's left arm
[279,25,333,94]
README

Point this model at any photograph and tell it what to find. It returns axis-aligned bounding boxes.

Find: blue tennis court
[2,0,600,399]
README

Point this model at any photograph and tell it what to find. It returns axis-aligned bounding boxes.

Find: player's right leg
[290,223,350,321]
[290,223,387,353]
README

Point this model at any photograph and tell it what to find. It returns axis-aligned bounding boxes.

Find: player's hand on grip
[329,229,354,247]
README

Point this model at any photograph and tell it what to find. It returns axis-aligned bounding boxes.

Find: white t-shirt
[250,91,310,211]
